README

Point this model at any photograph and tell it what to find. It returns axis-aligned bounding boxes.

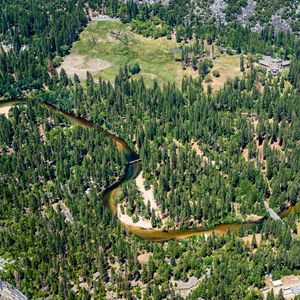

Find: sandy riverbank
[0,106,12,117]
[117,203,153,229]
[135,171,162,218]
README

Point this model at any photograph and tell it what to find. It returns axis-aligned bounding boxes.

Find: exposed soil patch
[117,203,153,229]
[191,139,204,157]
[57,54,111,80]
[241,233,262,245]
[137,252,151,264]
[242,148,249,161]
[135,171,162,219]
[0,106,11,117]
[38,124,46,142]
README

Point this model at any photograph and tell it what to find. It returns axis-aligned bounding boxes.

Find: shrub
[129,63,141,74]
[204,74,212,83]
[212,70,220,77]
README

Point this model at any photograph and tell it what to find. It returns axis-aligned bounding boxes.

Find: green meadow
[71,20,186,85]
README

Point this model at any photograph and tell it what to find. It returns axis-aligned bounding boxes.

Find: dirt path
[37,124,46,142]
[52,201,74,223]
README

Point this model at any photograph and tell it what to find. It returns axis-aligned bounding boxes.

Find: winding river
[1,101,299,241]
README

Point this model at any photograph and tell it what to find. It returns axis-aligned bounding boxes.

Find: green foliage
[129,63,141,75]
[212,69,220,77]
[0,1,300,299]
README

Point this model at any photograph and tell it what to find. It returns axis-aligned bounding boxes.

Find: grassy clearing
[62,20,245,88]
[69,20,188,86]
[203,54,243,91]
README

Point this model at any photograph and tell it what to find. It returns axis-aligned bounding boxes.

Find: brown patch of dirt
[242,148,249,161]
[241,233,262,245]
[137,252,151,264]
[244,214,264,222]
[57,54,111,80]
[135,171,162,219]
[183,68,199,79]
[0,106,11,117]
[270,139,283,151]
[191,139,204,157]
[38,124,46,142]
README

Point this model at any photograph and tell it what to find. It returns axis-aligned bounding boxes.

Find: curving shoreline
[45,103,263,241]
[2,100,299,241]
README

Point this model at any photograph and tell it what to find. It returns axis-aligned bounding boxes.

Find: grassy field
[202,54,243,91]
[60,20,244,88]
[64,20,188,86]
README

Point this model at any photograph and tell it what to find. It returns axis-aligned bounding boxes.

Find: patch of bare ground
[256,140,265,167]
[174,138,209,164]
[137,252,151,264]
[241,233,262,245]
[183,68,199,79]
[242,148,249,161]
[37,124,46,142]
[57,54,111,80]
[233,203,263,222]
[173,138,183,149]
[117,203,153,229]
[191,139,209,166]
[135,171,162,219]
[245,214,264,222]
[270,139,283,151]
[191,139,204,157]
[0,105,12,117]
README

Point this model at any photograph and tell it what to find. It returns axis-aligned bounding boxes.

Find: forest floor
[60,20,196,86]
[241,233,262,246]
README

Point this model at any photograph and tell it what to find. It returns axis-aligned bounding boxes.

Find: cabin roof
[176,276,199,290]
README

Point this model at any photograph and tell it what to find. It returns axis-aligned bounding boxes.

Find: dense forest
[40,60,299,229]
[0,0,299,299]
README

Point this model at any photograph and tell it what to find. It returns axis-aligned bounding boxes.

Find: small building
[258,55,290,75]
[264,275,300,299]
[176,276,199,290]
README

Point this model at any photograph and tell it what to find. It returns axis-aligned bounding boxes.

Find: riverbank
[0,100,22,117]
[3,100,298,242]
[135,171,162,219]
[117,203,153,229]
[0,106,11,117]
